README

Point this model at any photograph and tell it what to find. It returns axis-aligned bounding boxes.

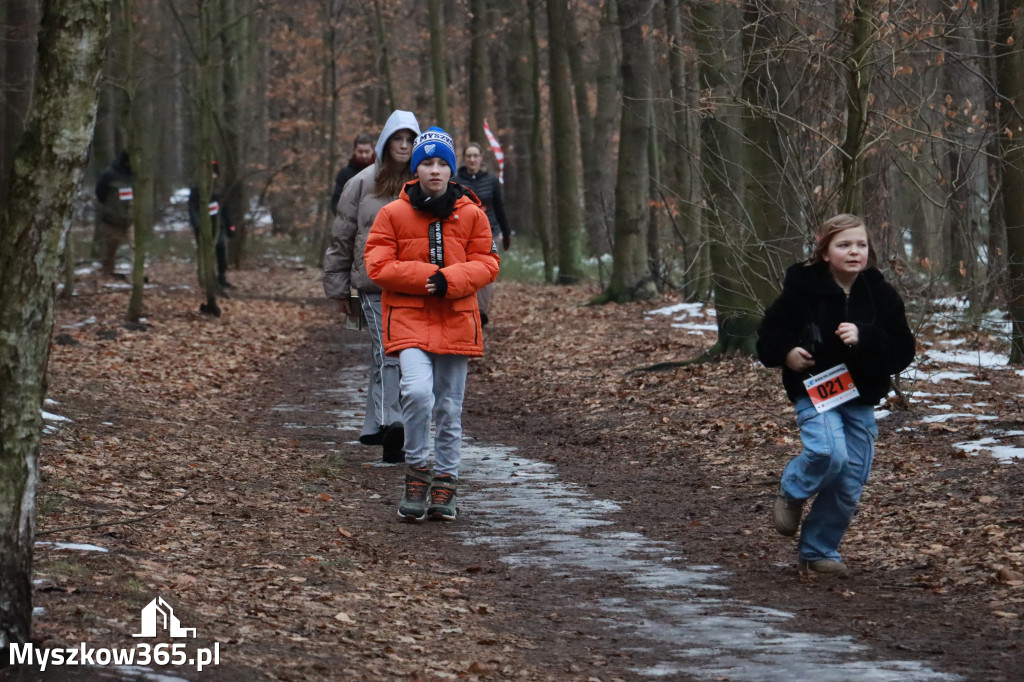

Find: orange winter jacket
[364,181,500,357]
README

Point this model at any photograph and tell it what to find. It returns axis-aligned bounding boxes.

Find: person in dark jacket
[330,133,376,215]
[455,142,511,325]
[94,151,134,278]
[189,161,235,289]
[756,213,915,579]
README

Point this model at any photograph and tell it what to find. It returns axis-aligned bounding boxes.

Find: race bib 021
[803,363,860,413]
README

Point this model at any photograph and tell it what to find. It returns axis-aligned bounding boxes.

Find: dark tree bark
[838,0,875,215]
[428,0,449,130]
[0,0,108,646]
[529,1,554,282]
[546,0,584,284]
[599,0,656,303]
[996,0,1024,362]
[694,0,759,356]
[664,0,706,300]
[468,0,487,145]
[0,0,40,210]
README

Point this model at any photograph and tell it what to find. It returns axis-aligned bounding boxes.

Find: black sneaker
[397,466,430,522]
[381,422,404,463]
[427,475,459,521]
[382,444,405,464]
[359,426,386,446]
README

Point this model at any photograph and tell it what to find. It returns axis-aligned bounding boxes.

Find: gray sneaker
[773,493,804,536]
[397,466,431,522]
[799,558,851,578]
[427,475,460,521]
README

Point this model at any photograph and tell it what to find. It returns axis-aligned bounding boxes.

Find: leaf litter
[28,264,1024,681]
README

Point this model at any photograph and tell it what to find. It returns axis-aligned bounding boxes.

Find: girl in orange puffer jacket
[364,127,500,522]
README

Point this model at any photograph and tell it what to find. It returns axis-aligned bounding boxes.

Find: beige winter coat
[323,164,395,298]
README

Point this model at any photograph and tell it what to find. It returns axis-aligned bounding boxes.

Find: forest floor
[4,257,1023,681]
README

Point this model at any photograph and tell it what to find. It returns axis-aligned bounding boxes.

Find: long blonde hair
[810,213,877,266]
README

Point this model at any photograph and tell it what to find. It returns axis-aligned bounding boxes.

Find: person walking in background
[365,127,499,522]
[188,161,235,289]
[324,110,420,463]
[94,151,134,278]
[454,142,511,326]
[756,214,915,578]
[330,133,376,216]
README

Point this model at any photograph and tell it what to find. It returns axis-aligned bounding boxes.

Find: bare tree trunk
[529,1,554,282]
[664,0,705,300]
[600,0,656,303]
[123,0,157,323]
[0,0,108,646]
[467,0,487,144]
[372,0,397,111]
[838,0,875,215]
[428,0,449,130]
[584,0,620,257]
[195,0,220,314]
[996,0,1024,362]
[546,0,584,284]
[0,0,40,210]
[695,1,759,356]
[503,2,535,239]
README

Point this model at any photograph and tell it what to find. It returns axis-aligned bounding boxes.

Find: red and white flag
[482,118,505,184]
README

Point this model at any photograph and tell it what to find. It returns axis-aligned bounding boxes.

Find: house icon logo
[132,596,197,638]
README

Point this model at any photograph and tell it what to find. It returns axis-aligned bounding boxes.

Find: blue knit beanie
[411,127,456,174]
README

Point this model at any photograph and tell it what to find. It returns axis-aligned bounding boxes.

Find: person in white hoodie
[324,110,421,463]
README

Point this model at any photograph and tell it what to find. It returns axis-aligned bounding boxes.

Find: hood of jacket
[375,110,421,161]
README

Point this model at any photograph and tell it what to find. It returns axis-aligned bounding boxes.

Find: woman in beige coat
[324,110,420,463]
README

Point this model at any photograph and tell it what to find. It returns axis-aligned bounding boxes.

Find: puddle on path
[292,360,961,681]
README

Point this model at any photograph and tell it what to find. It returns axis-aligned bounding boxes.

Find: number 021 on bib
[802,363,859,413]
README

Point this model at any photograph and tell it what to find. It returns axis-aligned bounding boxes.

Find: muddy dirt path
[14,265,1022,681]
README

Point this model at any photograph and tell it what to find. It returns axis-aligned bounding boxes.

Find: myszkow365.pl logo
[10,596,222,672]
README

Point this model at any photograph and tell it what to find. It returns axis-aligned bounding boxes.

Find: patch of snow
[919,413,997,424]
[953,432,1024,461]
[921,371,976,384]
[925,349,1009,368]
[647,302,705,317]
[35,542,109,553]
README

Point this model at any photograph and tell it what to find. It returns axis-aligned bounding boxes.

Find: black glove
[428,270,448,297]
[502,233,511,251]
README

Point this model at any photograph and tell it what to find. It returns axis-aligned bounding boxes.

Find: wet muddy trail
[253,318,1005,681]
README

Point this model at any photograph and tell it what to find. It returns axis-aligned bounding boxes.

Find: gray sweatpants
[398,348,468,478]
[359,290,402,438]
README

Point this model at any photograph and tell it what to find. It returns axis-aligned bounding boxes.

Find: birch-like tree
[0,0,108,645]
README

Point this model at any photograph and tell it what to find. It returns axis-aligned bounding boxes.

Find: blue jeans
[781,398,878,562]
[398,348,468,478]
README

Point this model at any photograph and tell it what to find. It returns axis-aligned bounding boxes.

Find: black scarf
[406,181,462,219]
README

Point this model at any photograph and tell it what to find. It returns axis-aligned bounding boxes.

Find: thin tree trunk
[601,0,656,303]
[0,0,108,646]
[372,0,397,111]
[664,0,704,300]
[529,1,553,282]
[585,0,620,257]
[468,0,487,144]
[546,0,584,284]
[428,0,449,130]
[195,0,219,314]
[838,0,875,215]
[996,0,1024,362]
[0,0,39,210]
[124,0,155,323]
